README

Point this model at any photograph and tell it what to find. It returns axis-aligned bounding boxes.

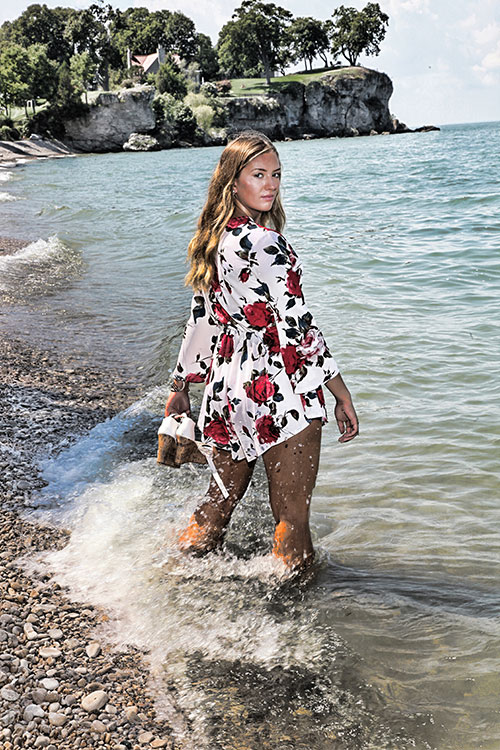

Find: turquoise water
[1,122,500,749]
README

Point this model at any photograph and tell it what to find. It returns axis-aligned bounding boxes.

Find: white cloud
[482,42,500,69]
[473,21,500,46]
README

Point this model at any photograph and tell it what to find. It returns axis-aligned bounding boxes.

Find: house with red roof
[126,45,167,76]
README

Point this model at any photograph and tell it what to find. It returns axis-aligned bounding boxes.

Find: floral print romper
[172,216,339,462]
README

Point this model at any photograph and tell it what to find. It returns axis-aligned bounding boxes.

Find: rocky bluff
[64,87,156,153]
[226,68,394,139]
[62,68,432,153]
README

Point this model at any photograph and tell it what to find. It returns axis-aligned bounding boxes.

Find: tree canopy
[195,33,220,80]
[288,17,330,71]
[0,4,73,62]
[218,0,294,85]
[0,43,31,114]
[0,1,391,118]
[109,8,198,63]
[329,3,389,66]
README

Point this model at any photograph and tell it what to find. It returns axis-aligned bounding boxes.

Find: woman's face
[233,150,281,220]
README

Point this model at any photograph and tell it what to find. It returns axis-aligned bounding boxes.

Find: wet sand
[0,328,187,748]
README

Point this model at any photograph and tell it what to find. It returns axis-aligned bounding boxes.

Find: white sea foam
[0,170,14,182]
[0,191,19,201]
[0,235,82,295]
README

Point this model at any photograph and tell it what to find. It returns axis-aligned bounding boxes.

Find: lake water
[1,122,500,749]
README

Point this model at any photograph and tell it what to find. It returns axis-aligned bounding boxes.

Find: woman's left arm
[325,373,359,442]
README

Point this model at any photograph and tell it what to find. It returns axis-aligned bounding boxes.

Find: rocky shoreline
[0,331,186,749]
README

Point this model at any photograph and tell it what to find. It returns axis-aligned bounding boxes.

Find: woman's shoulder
[224,216,287,246]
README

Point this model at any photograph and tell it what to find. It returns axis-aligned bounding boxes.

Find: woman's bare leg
[179,448,256,552]
[262,419,322,570]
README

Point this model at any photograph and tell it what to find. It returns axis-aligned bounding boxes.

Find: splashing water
[28,391,435,750]
[0,236,83,300]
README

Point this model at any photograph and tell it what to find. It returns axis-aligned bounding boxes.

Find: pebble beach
[0,327,183,749]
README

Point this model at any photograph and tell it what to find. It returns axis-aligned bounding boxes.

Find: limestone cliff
[61,68,412,153]
[64,86,156,152]
[225,68,394,139]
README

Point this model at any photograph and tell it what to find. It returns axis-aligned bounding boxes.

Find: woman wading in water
[166,131,358,571]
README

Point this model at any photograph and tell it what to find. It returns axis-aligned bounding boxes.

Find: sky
[1,0,499,126]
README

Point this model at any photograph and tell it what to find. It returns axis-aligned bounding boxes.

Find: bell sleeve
[249,230,339,393]
[171,292,220,384]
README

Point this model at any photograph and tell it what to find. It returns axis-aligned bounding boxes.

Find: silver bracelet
[170,378,186,392]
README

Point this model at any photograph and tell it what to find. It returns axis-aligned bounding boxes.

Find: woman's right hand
[165,390,191,417]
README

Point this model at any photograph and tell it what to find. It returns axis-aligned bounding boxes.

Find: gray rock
[39,647,61,659]
[31,688,47,704]
[0,686,19,702]
[123,705,137,722]
[85,642,101,659]
[23,622,39,640]
[48,712,67,727]
[123,133,160,152]
[81,689,108,713]
[34,737,50,748]
[65,86,156,153]
[1,709,17,726]
[23,704,45,721]
[48,629,63,641]
[138,731,154,744]
[40,678,59,691]
[91,718,106,733]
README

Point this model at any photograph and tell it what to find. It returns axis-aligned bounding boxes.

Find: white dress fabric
[172,216,339,462]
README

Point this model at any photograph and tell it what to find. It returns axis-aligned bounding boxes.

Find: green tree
[218,0,293,85]
[163,11,198,61]
[27,43,57,111]
[288,17,330,71]
[70,52,98,103]
[155,60,187,98]
[109,7,164,60]
[56,60,78,106]
[4,4,73,62]
[0,42,31,115]
[194,33,219,81]
[329,3,389,66]
[109,8,198,65]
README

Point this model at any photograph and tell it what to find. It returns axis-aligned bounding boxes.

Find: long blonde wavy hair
[185,130,286,292]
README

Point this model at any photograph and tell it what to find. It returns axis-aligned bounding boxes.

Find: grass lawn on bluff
[228,66,368,96]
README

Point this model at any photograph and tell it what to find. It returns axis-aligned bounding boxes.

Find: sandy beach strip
[0,333,187,749]
[0,137,77,170]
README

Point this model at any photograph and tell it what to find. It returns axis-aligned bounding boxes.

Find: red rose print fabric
[172,217,339,461]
